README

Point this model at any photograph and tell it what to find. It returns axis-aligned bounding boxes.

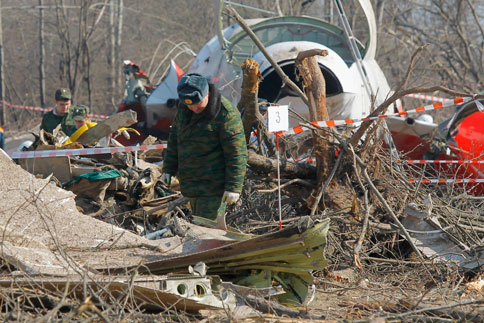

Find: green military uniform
[162,84,248,219]
[40,110,77,136]
[40,88,77,136]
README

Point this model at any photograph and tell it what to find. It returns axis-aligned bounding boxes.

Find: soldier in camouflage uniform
[162,73,247,230]
[40,88,77,136]
[71,104,92,129]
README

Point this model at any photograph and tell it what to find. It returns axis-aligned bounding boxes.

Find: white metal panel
[358,0,377,60]
[253,41,359,94]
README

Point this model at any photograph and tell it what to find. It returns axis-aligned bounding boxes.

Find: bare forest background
[1,0,483,131]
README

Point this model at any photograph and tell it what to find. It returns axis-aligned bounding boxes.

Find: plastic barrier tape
[408,179,484,184]
[280,97,470,136]
[294,158,484,165]
[398,160,484,164]
[405,93,451,102]
[9,144,166,159]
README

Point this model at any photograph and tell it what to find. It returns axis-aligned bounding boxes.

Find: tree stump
[295,49,331,184]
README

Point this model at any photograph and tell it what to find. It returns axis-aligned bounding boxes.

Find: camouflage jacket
[40,109,77,136]
[163,84,247,198]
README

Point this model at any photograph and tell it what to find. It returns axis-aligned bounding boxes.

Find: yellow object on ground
[62,123,139,146]
[63,122,98,146]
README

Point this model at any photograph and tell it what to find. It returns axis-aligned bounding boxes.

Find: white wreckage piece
[187,0,396,128]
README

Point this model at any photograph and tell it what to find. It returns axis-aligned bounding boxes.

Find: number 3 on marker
[267,106,289,133]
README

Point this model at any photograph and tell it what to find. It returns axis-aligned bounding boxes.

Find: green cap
[71,104,90,121]
[55,88,72,101]
[177,73,209,105]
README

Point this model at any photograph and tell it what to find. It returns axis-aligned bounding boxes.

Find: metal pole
[215,0,228,50]
[333,0,374,99]
[276,132,282,230]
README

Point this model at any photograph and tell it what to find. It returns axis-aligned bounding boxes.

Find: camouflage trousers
[189,196,227,220]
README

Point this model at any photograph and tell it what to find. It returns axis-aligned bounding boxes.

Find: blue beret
[177,73,209,105]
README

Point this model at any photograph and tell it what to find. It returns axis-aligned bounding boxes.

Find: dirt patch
[0,150,160,251]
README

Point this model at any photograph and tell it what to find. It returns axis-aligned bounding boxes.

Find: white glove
[222,191,240,204]
[161,173,172,186]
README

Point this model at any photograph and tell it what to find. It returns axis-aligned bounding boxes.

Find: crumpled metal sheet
[402,204,484,269]
[100,216,330,306]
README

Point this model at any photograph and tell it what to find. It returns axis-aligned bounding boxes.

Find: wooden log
[247,150,315,178]
[238,59,262,143]
[295,50,329,121]
[295,49,331,183]
[77,110,137,146]
[237,58,274,155]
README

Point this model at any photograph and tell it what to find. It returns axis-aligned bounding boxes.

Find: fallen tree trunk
[248,150,316,178]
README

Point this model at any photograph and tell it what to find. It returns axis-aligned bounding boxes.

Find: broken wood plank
[77,110,137,146]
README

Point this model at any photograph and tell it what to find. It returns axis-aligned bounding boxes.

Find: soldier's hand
[222,191,240,204]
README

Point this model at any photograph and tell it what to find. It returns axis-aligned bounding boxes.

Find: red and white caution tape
[8,144,166,159]
[293,158,484,165]
[473,94,484,112]
[280,96,471,136]
[1,100,109,119]
[399,160,484,164]
[405,93,451,102]
[2,101,52,113]
[408,179,484,184]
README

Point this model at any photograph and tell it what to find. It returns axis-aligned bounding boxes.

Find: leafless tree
[0,0,481,129]
[377,0,484,94]
[38,0,46,108]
